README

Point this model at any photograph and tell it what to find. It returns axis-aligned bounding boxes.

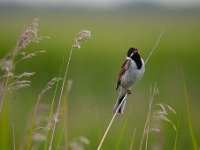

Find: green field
[0,6,200,150]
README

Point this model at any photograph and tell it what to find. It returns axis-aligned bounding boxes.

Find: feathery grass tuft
[139,83,176,150]
[73,29,91,49]
[0,18,47,113]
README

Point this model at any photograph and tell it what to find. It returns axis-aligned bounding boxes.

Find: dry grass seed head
[152,103,176,131]
[32,133,46,142]
[40,77,62,95]
[14,72,35,79]
[14,18,39,54]
[12,80,31,90]
[149,127,160,133]
[18,50,46,61]
[69,136,90,150]
[0,59,13,72]
[73,29,91,49]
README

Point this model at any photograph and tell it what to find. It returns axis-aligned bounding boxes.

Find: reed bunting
[113,47,145,113]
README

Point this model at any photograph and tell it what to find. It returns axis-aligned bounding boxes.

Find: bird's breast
[121,59,145,88]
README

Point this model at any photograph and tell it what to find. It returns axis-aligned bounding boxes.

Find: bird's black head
[127,47,138,58]
[127,47,142,69]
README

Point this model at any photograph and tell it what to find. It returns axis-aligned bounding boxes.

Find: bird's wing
[116,59,130,90]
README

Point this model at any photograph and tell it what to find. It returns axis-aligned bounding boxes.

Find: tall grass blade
[173,106,180,150]
[116,108,132,150]
[44,57,65,150]
[181,71,198,150]
[62,79,73,149]
[48,29,91,150]
[48,44,74,150]
[56,127,64,150]
[139,85,153,150]
[139,83,158,150]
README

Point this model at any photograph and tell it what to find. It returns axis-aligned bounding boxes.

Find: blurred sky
[0,0,200,7]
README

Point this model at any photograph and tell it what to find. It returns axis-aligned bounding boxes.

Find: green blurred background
[0,1,200,149]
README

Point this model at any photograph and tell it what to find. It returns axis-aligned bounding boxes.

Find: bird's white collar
[126,57,131,60]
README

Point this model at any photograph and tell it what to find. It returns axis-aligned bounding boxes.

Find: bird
[113,47,145,114]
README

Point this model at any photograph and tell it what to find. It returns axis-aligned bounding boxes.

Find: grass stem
[129,129,136,150]
[48,45,74,150]
[139,84,157,150]
[145,17,170,65]
[12,123,16,150]
[97,94,128,150]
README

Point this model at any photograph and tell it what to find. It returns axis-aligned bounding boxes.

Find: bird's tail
[113,89,127,114]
